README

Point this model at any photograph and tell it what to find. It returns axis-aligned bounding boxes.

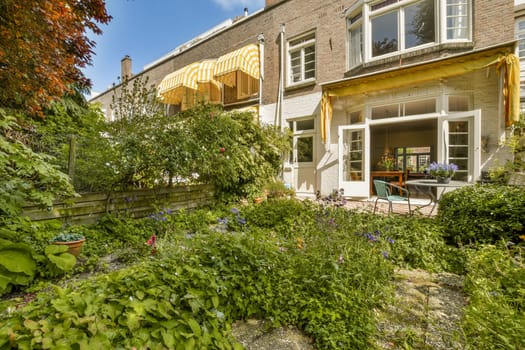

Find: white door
[438,110,481,182]
[338,125,370,197]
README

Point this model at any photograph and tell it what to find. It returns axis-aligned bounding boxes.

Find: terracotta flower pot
[53,238,86,256]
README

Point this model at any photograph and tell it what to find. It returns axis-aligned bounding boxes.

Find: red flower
[146,234,157,246]
[220,147,225,153]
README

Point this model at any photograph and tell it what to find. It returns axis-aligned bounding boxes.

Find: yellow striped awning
[196,59,217,84]
[214,44,260,87]
[157,62,201,104]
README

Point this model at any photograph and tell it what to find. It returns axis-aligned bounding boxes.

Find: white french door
[438,110,481,182]
[338,124,370,197]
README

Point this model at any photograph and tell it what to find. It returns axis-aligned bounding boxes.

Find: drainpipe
[257,33,265,123]
[275,24,285,129]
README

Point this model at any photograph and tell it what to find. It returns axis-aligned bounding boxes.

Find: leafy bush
[437,184,525,244]
[0,111,75,217]
[0,200,396,349]
[461,244,525,349]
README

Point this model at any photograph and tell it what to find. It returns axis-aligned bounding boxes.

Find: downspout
[275,24,285,129]
[257,33,265,123]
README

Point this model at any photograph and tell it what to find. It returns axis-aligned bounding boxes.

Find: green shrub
[461,244,525,349]
[0,200,395,349]
[437,184,525,244]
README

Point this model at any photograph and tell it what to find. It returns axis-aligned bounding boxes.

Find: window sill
[285,80,316,92]
[346,42,475,77]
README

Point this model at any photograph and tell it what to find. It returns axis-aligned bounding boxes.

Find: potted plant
[264,181,295,199]
[427,162,458,183]
[50,228,86,257]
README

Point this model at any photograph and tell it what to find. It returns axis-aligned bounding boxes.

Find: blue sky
[83,0,264,97]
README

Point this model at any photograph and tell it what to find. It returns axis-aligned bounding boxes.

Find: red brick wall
[473,0,515,48]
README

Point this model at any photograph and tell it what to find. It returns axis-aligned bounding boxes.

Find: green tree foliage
[105,76,290,198]
[0,110,74,217]
[30,89,114,192]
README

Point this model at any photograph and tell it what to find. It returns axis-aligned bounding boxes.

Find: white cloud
[212,0,265,11]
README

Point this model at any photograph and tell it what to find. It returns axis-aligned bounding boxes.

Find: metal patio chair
[373,179,411,215]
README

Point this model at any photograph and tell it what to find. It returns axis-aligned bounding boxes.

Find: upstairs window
[347,0,471,67]
[288,32,316,85]
[371,0,435,58]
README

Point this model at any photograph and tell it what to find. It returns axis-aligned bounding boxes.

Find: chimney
[121,55,132,81]
[244,7,248,16]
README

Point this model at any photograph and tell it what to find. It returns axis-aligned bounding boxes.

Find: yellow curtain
[496,53,521,127]
[320,46,520,136]
[320,91,332,144]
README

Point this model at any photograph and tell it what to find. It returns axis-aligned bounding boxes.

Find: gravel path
[233,269,467,350]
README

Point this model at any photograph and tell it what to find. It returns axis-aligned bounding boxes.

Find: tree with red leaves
[0,0,111,115]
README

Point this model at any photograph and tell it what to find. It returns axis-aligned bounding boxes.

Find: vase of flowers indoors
[427,162,458,184]
[50,230,86,257]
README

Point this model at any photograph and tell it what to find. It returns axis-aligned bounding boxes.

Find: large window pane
[297,136,313,162]
[372,11,398,57]
[404,0,435,49]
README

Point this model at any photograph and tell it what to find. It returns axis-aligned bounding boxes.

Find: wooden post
[68,135,76,182]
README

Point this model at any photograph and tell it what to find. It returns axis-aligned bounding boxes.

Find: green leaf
[47,252,76,271]
[184,337,196,350]
[211,295,219,308]
[186,318,201,338]
[44,244,69,255]
[23,319,40,330]
[162,330,175,348]
[0,247,36,275]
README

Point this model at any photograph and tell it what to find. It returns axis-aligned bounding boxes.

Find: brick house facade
[91,0,518,199]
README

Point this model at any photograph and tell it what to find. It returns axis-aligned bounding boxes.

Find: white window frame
[289,117,315,165]
[347,0,472,67]
[441,0,471,42]
[287,32,316,86]
[347,12,363,69]
[516,19,525,58]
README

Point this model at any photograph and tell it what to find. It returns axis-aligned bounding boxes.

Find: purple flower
[427,162,458,177]
[231,208,239,215]
[382,251,389,259]
[237,217,247,225]
[366,233,378,242]
[388,238,395,244]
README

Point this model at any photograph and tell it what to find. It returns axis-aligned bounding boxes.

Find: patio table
[405,179,473,216]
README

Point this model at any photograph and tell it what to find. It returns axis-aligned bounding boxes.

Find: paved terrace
[321,197,436,217]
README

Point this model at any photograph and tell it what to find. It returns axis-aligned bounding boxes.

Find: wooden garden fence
[21,184,215,225]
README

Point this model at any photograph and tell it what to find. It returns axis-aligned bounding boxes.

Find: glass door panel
[339,125,370,197]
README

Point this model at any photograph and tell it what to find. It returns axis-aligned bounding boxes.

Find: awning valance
[214,44,260,87]
[320,45,519,143]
